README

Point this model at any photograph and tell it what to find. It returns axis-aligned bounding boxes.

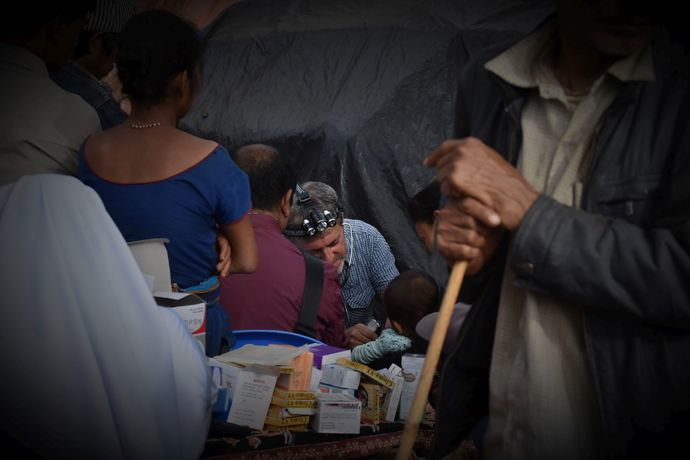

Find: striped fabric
[85,0,136,33]
[340,219,399,328]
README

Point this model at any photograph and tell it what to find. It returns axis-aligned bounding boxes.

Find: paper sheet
[215,344,309,366]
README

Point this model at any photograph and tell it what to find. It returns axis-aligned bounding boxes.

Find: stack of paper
[215,344,310,366]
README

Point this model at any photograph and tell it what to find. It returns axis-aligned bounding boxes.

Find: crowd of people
[1,0,688,459]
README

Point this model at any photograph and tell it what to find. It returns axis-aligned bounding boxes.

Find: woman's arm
[221,214,258,274]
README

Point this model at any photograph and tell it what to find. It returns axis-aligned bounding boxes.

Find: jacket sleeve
[511,186,690,329]
[351,337,386,364]
[353,329,412,364]
[508,57,690,330]
[317,262,349,348]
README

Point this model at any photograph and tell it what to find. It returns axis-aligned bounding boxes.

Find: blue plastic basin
[231,329,324,349]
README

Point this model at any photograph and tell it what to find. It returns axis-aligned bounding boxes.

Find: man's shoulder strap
[295,251,325,338]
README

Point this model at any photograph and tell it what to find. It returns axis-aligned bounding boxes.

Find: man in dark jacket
[425,0,690,458]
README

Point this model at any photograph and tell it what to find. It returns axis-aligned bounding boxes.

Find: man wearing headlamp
[286,181,399,348]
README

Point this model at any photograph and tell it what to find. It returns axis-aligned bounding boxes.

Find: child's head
[408,181,440,253]
[383,270,439,338]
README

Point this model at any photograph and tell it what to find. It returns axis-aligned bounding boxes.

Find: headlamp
[323,209,337,227]
[283,184,344,238]
[302,218,316,237]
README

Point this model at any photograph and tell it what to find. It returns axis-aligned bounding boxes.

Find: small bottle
[366,318,380,332]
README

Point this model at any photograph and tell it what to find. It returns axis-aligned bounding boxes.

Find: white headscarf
[0,175,213,460]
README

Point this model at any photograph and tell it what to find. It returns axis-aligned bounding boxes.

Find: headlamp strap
[295,184,312,206]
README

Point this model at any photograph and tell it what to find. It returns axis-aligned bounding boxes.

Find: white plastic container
[128,238,172,292]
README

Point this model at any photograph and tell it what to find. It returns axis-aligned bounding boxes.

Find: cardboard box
[208,358,242,418]
[270,395,317,409]
[312,392,361,434]
[265,415,310,427]
[276,351,314,391]
[399,353,425,420]
[264,406,311,427]
[308,344,352,369]
[309,367,322,391]
[282,407,316,416]
[318,384,356,397]
[336,358,394,389]
[320,363,361,390]
[214,388,231,414]
[208,358,241,394]
[263,423,309,432]
[154,291,206,349]
[267,404,314,416]
[355,382,387,424]
[379,364,404,422]
[272,388,315,400]
[382,375,404,422]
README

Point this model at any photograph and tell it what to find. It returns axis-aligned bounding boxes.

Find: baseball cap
[415,302,471,354]
[85,0,136,33]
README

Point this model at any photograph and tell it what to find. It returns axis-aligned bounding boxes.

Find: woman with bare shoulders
[78,10,257,357]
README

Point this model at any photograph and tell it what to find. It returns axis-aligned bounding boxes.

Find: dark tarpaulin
[182,0,554,286]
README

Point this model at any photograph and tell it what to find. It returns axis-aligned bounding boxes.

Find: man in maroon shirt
[221,144,348,348]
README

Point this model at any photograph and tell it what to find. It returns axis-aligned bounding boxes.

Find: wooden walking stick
[395,260,468,460]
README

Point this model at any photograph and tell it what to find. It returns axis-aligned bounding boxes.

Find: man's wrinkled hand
[425,137,538,230]
[345,323,378,348]
[436,197,505,274]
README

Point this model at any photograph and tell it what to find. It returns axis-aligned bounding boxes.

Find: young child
[352,270,439,364]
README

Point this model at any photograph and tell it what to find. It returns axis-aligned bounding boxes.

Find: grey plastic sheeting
[182,0,554,286]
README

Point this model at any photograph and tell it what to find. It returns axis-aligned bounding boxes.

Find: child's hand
[345,323,378,348]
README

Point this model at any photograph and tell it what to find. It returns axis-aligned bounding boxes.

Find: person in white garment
[0,174,214,460]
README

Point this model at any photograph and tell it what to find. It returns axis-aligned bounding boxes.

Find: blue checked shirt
[52,63,127,130]
[340,219,399,328]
